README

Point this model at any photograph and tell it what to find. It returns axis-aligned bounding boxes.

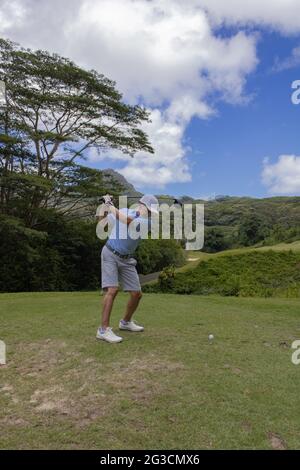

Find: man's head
[138,194,159,216]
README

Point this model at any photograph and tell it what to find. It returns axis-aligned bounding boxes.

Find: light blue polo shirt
[106,208,150,255]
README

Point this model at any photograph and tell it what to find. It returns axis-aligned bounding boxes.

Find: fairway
[0,292,300,450]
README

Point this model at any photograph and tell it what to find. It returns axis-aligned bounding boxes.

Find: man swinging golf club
[96,194,159,343]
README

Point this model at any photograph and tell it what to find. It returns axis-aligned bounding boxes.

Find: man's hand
[101,194,114,206]
[96,195,134,225]
[95,195,114,221]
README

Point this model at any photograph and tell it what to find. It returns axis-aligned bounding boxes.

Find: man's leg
[97,286,122,343]
[123,291,142,322]
[101,287,119,328]
[98,247,123,343]
[119,259,144,332]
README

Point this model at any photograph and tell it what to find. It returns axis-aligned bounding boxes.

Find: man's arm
[96,195,116,223]
[108,206,135,225]
[96,194,115,223]
[95,195,135,225]
[95,205,134,225]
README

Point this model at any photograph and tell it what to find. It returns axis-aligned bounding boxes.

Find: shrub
[136,239,185,275]
[158,266,176,292]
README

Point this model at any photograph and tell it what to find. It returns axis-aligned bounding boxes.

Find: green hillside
[183,240,300,266]
[204,196,300,228]
[199,196,300,250]
[146,244,300,298]
[149,194,300,252]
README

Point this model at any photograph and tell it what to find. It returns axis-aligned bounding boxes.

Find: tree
[0,211,103,292]
[0,38,153,225]
[238,213,268,246]
[203,227,228,253]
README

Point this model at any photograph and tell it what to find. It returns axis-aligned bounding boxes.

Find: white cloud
[120,109,191,188]
[89,108,192,188]
[272,45,300,72]
[197,0,300,34]
[262,155,300,195]
[0,0,26,29]
[66,2,257,107]
[2,0,300,189]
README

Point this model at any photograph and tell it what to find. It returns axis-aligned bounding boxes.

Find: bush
[203,227,228,253]
[158,266,176,292]
[136,239,185,275]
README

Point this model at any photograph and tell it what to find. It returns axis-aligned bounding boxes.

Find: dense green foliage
[145,250,300,297]
[201,196,300,251]
[0,213,101,292]
[136,239,185,274]
[238,214,268,246]
[203,227,229,252]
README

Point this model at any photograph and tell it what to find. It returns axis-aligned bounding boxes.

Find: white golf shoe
[119,320,144,332]
[96,327,123,344]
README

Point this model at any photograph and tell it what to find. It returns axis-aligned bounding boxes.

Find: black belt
[105,243,133,260]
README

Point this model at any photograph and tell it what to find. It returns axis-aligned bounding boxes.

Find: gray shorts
[101,245,141,292]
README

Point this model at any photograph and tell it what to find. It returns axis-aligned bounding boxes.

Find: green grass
[1,292,300,449]
[189,240,300,261]
[216,240,300,257]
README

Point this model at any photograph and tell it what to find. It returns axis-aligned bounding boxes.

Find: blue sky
[1,0,300,198]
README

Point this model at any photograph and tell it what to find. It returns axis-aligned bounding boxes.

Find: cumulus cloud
[119,109,192,188]
[1,0,300,188]
[89,108,192,188]
[262,155,300,195]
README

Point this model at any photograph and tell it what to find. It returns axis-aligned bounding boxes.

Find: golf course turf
[0,292,299,449]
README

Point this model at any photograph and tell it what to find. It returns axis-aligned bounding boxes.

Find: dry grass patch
[1,340,184,430]
[268,432,287,450]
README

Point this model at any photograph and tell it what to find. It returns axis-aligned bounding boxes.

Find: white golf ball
[208,334,214,341]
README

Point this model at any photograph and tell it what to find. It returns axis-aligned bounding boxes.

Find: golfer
[96,194,159,343]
